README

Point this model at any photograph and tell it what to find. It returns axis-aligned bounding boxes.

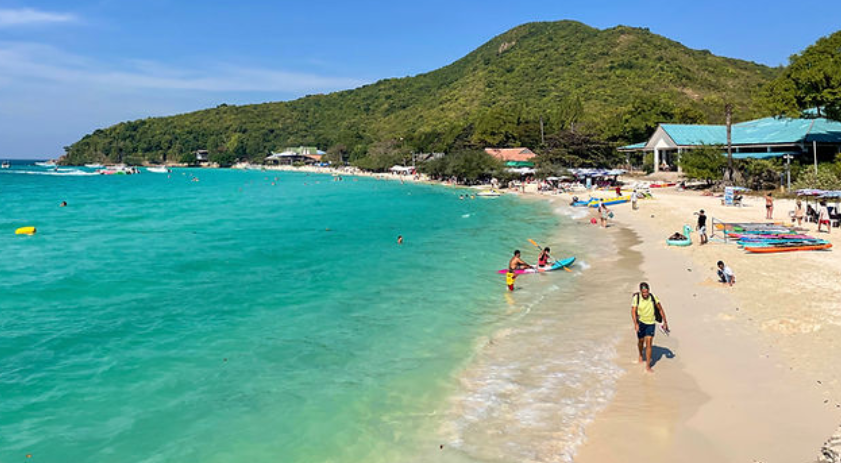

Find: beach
[564,188,841,462]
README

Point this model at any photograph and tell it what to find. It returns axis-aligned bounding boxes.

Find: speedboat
[98,165,141,175]
[35,160,57,167]
[1,161,9,169]
[476,189,502,197]
[84,163,105,169]
[146,166,170,173]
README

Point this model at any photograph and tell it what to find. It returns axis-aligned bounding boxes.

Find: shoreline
[233,164,841,461]
[563,188,841,462]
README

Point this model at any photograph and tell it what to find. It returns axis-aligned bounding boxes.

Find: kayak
[740,241,828,248]
[744,243,833,253]
[729,233,813,240]
[588,195,632,208]
[497,257,576,274]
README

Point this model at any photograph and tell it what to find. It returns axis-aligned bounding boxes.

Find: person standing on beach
[598,200,611,228]
[696,209,707,245]
[632,282,668,372]
[765,192,774,219]
[631,190,639,210]
[818,200,832,234]
[794,200,805,226]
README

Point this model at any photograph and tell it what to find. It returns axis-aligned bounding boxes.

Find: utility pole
[540,115,545,146]
[725,103,733,182]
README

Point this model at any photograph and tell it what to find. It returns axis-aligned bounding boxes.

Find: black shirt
[698,214,707,228]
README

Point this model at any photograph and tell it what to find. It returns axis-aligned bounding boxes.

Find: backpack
[635,292,662,323]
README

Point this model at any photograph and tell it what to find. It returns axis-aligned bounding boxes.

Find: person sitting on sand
[538,247,553,267]
[632,282,668,373]
[717,261,735,286]
[695,209,707,245]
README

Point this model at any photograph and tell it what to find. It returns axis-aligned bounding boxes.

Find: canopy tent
[389,165,414,173]
[567,168,626,177]
[505,161,535,167]
[506,167,535,175]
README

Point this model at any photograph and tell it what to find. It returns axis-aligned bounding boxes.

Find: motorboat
[1,161,9,169]
[98,165,141,175]
[84,163,105,169]
[146,166,170,173]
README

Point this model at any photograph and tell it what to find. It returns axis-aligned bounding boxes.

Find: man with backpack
[632,282,669,372]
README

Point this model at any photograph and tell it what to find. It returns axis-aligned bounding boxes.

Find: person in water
[632,282,668,372]
[60,201,67,207]
[397,235,403,245]
[538,247,553,267]
[506,250,532,291]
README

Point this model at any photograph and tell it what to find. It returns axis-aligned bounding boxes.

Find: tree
[678,145,725,185]
[538,129,619,168]
[763,30,841,121]
[210,151,238,167]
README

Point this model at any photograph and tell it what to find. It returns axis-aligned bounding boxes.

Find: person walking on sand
[695,209,708,245]
[717,261,735,286]
[632,282,668,372]
[765,192,774,219]
[506,250,532,291]
[794,199,805,226]
[631,189,639,210]
[818,200,832,234]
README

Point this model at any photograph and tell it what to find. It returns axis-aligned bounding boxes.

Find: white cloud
[0,8,76,27]
[0,42,366,93]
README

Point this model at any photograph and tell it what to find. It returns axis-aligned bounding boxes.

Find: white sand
[569,188,841,462]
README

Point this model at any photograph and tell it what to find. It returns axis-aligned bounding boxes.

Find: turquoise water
[0,167,560,463]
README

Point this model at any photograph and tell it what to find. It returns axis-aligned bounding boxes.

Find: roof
[485,147,536,162]
[625,115,841,149]
[619,142,647,150]
[727,151,799,160]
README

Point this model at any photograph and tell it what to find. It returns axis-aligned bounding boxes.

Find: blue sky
[1,0,839,159]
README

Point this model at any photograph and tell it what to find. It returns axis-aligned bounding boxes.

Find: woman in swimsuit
[538,247,552,267]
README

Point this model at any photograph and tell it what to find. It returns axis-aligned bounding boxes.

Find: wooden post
[814,140,818,175]
[725,103,733,181]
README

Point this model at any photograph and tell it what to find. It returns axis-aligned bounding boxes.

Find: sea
[0,163,638,463]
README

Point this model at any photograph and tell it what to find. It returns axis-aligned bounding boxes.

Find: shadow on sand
[650,345,675,368]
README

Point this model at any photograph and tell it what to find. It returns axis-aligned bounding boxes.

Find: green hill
[62,20,778,165]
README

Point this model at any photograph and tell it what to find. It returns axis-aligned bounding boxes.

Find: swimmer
[60,201,67,207]
[397,235,403,245]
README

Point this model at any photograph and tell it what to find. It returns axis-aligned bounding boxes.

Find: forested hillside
[62,20,778,165]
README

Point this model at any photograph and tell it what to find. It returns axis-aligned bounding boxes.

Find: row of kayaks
[723,228,833,253]
[571,195,632,208]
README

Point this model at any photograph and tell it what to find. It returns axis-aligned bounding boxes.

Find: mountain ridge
[63,20,779,165]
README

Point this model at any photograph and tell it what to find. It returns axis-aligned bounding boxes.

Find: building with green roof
[619,114,841,173]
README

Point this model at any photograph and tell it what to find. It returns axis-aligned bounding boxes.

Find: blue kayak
[497,257,576,274]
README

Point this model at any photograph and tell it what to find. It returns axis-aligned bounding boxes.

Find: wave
[2,170,98,177]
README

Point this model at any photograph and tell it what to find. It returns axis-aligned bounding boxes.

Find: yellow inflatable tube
[15,226,36,235]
